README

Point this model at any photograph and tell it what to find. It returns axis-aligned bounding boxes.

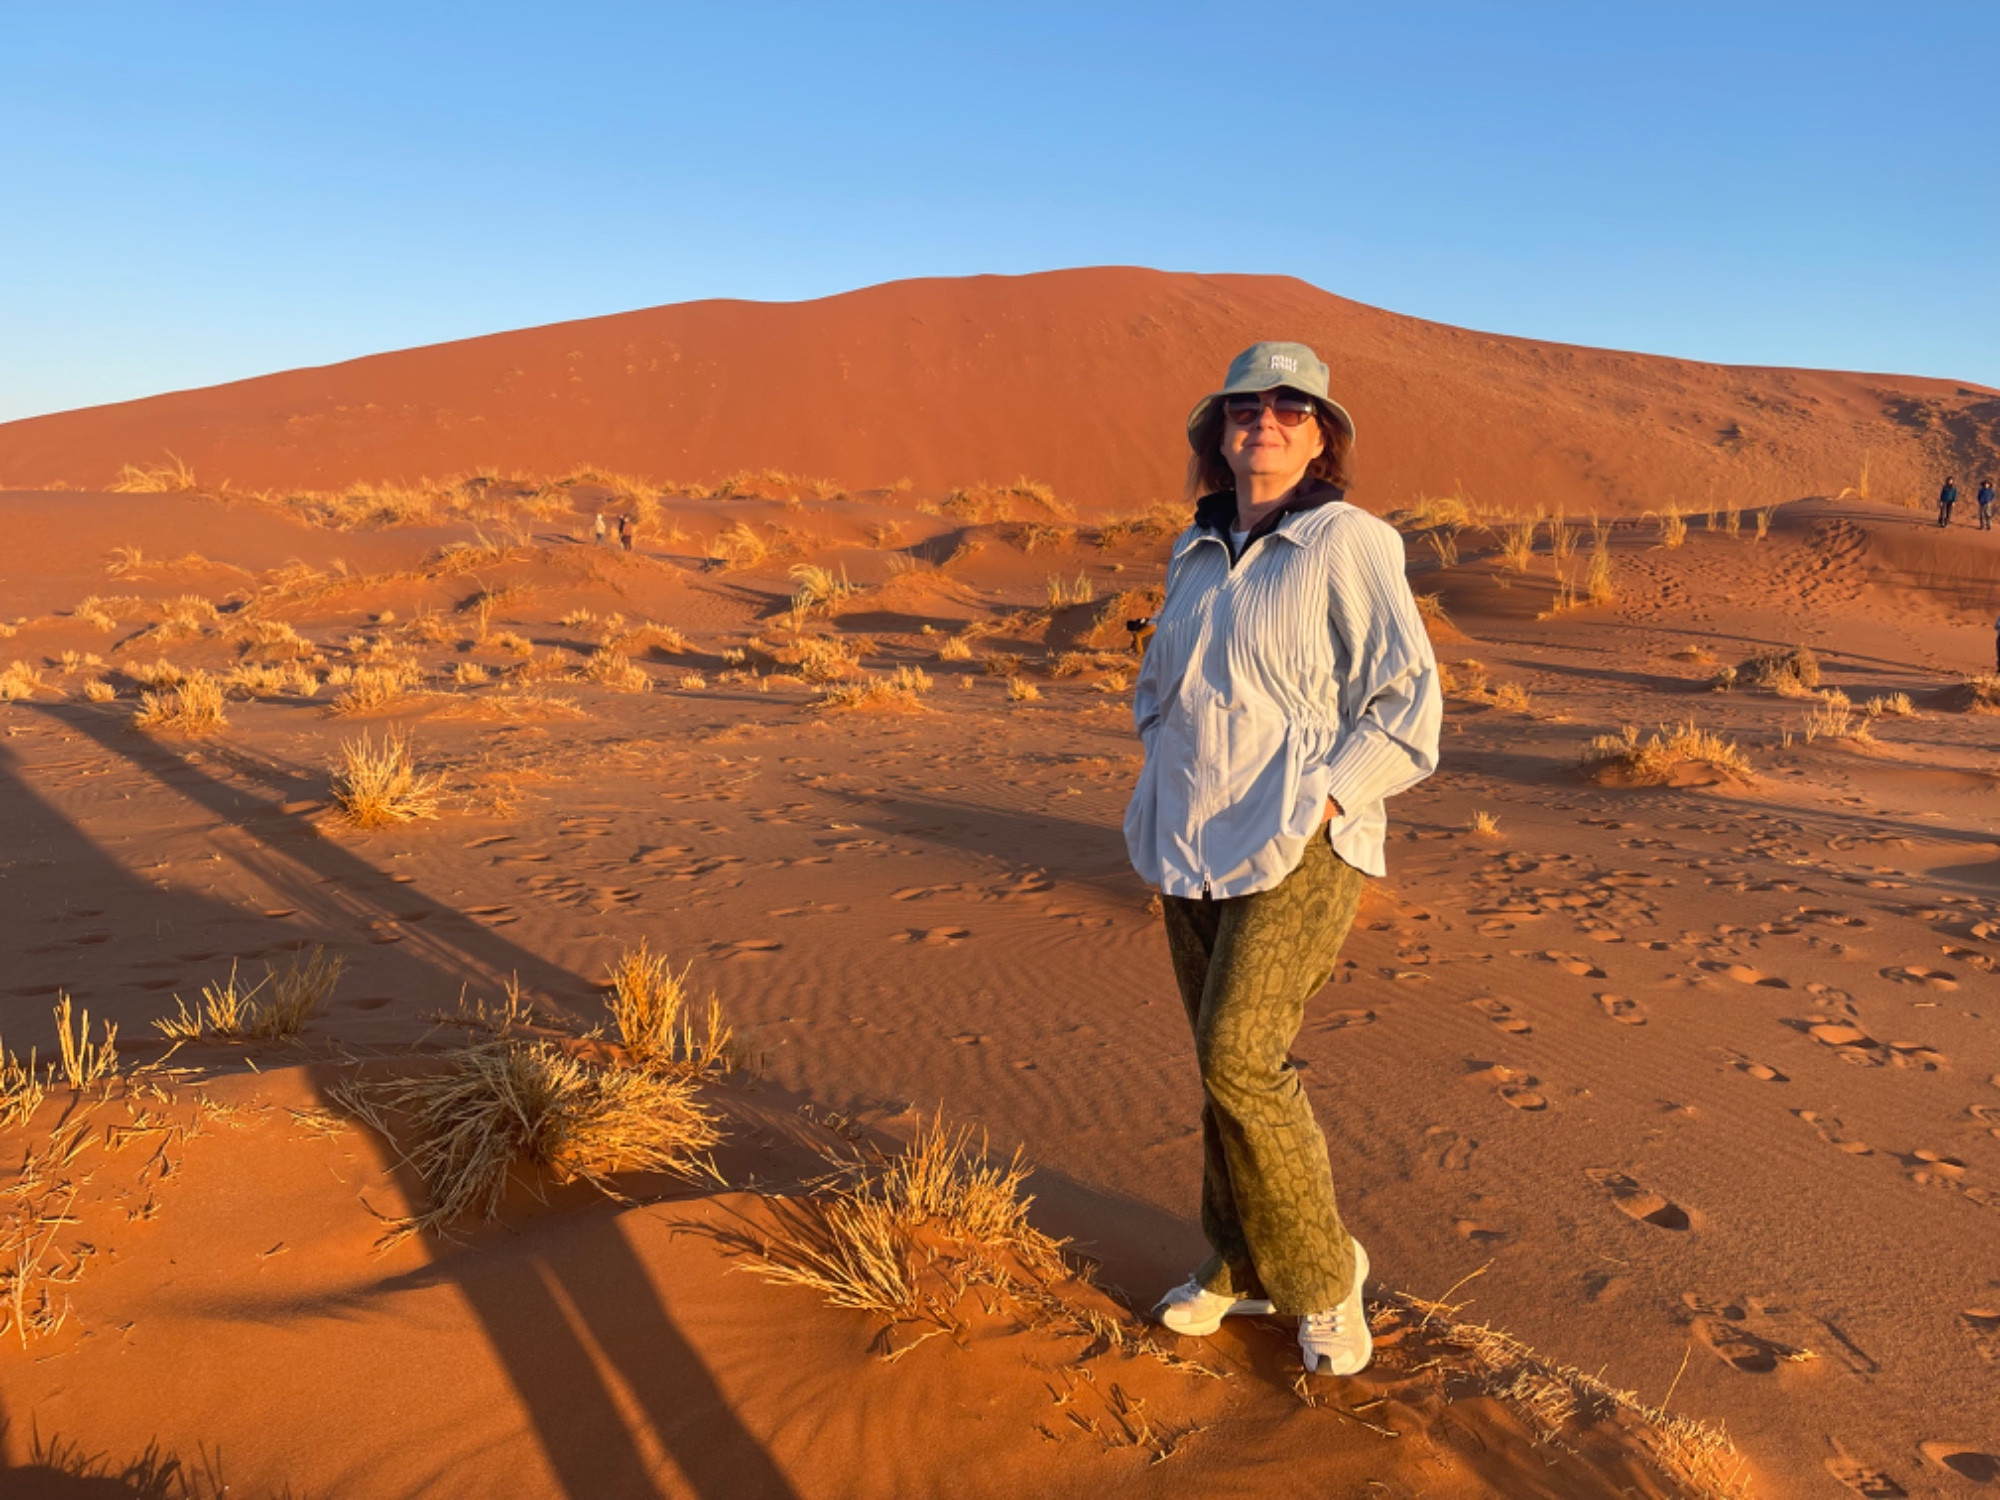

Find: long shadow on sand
[3,707,800,1500]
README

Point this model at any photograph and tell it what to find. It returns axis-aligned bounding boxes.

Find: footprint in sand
[1797,1110,1874,1155]
[1466,1061,1547,1110]
[1701,961,1790,988]
[1321,1008,1376,1030]
[1587,1169,1692,1230]
[1943,944,1997,974]
[1470,997,1532,1034]
[947,1032,986,1046]
[1969,1104,2000,1141]
[1596,993,1646,1025]
[894,927,970,945]
[1731,1056,1789,1083]
[1798,907,1868,928]
[1962,1308,2000,1363]
[1919,1443,2000,1484]
[1424,1126,1476,1171]
[1537,949,1607,978]
[1454,1218,1508,1243]
[1824,1452,1908,1497]
[1881,964,1958,991]
[1682,1296,1810,1372]
[711,938,783,958]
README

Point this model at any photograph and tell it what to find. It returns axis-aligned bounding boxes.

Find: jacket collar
[1192,477,1346,550]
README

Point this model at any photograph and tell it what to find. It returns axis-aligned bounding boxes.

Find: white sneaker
[1299,1239,1372,1376]
[1153,1277,1275,1337]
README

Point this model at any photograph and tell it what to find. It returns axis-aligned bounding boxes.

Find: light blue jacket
[1125,489,1441,897]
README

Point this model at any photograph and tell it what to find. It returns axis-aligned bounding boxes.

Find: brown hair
[1184,399,1353,502]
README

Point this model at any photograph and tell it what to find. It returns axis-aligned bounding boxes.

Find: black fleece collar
[1193,477,1347,549]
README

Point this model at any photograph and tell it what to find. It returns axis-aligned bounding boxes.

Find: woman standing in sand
[1125,341,1441,1377]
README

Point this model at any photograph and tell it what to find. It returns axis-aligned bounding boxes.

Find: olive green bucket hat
[1185,340,1356,448]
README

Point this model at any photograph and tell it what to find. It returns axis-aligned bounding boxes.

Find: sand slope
[2,268,1995,513]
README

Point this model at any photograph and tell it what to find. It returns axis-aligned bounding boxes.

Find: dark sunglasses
[1223,391,1318,428]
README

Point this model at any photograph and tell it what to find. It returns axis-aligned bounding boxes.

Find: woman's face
[1220,389,1326,488]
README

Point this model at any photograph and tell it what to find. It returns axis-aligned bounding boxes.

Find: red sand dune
[2,267,1996,512]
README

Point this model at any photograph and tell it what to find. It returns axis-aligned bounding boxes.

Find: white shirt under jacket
[1125,486,1442,898]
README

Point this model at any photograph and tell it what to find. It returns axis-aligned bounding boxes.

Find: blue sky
[3,2,1995,422]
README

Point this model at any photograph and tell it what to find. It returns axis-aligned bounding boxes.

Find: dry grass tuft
[1652,503,1688,549]
[0,1034,47,1129]
[52,995,118,1089]
[708,521,770,571]
[817,665,933,714]
[131,670,228,734]
[1955,675,2000,714]
[331,1039,722,1244]
[1044,571,1096,607]
[678,671,708,691]
[1862,691,1915,719]
[1413,593,1452,628]
[1469,810,1502,839]
[330,660,427,715]
[1741,645,1820,697]
[936,634,974,661]
[605,621,689,658]
[605,942,736,1076]
[1006,676,1041,703]
[0,661,49,702]
[744,1114,1067,1334]
[582,648,651,693]
[1497,514,1539,572]
[331,728,441,828]
[1801,689,1868,744]
[1581,721,1752,783]
[79,679,116,703]
[789,563,856,615]
[155,949,346,1042]
[1753,506,1775,541]
[109,454,199,493]
[72,594,144,632]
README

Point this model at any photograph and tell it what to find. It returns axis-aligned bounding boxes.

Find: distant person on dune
[618,515,634,551]
[1938,476,1958,527]
[1978,478,1995,531]
[594,512,608,545]
[1126,341,1441,1379]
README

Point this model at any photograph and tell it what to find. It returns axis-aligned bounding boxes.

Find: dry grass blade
[1497,515,1539,572]
[0,1036,47,1128]
[333,1040,722,1244]
[109,453,199,493]
[331,728,442,828]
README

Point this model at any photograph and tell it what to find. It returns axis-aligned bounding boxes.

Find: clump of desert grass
[52,996,119,1090]
[604,942,736,1075]
[0,1034,48,1129]
[1739,644,1820,697]
[330,1037,723,1245]
[1013,521,1074,553]
[1413,592,1452,628]
[232,617,317,661]
[604,620,688,658]
[1496,513,1539,572]
[331,728,441,828]
[1369,1285,1751,1500]
[77,679,116,703]
[742,1114,1069,1346]
[329,660,427,715]
[789,563,856,616]
[0,661,49,703]
[222,661,320,698]
[1005,676,1041,702]
[1950,675,2000,714]
[131,669,228,734]
[155,948,346,1042]
[1650,503,1688,549]
[707,520,772,571]
[677,671,708,691]
[1862,691,1915,719]
[1581,721,1752,783]
[71,594,144,632]
[782,633,868,683]
[936,634,974,661]
[817,665,933,713]
[108,453,199,493]
[1800,689,1871,744]
[931,478,1073,524]
[581,647,651,692]
[1044,571,1096,607]
[1469,810,1502,839]
[1753,505,1775,541]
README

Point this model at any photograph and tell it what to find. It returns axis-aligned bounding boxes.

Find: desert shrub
[678,672,707,690]
[78,679,116,702]
[1044,572,1095,607]
[452,661,490,686]
[155,948,346,1042]
[1492,681,1532,712]
[606,621,689,658]
[789,563,856,615]
[1957,675,2000,713]
[331,729,440,827]
[707,521,770,570]
[789,634,867,682]
[1741,645,1819,697]
[1006,676,1040,702]
[131,670,227,734]
[1581,721,1752,783]
[330,1039,722,1243]
[936,635,973,661]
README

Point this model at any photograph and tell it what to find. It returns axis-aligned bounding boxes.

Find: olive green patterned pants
[1161,835,1366,1315]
